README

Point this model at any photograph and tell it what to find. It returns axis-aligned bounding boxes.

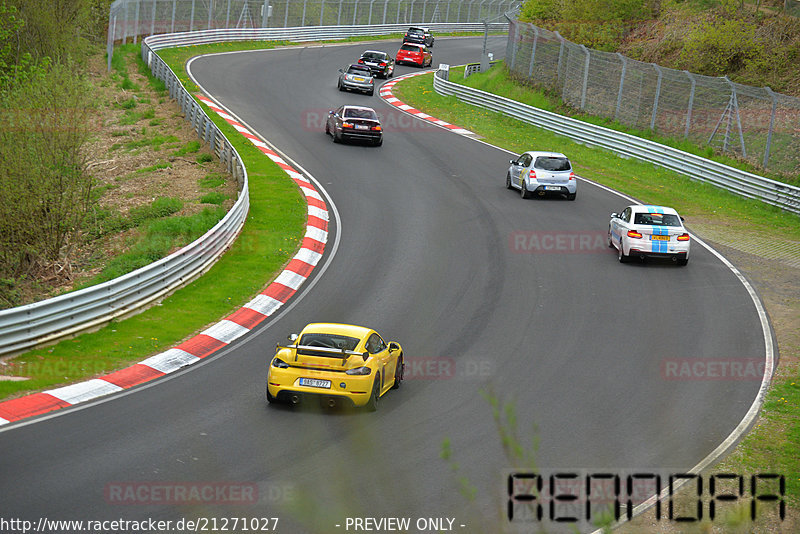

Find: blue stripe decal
[652,226,668,252]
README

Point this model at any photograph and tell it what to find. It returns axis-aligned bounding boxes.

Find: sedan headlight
[271,357,289,369]
[345,366,371,376]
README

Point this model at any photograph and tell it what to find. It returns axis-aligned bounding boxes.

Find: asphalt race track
[0,37,770,532]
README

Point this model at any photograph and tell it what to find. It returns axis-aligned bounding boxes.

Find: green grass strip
[391,65,800,240]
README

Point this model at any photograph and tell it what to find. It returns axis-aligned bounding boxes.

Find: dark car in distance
[403,26,434,47]
[325,105,383,146]
[358,50,395,79]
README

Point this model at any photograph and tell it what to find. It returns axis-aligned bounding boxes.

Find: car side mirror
[288,333,298,343]
[610,213,618,219]
[338,68,343,73]
[388,342,400,352]
[680,216,685,222]
[328,110,334,115]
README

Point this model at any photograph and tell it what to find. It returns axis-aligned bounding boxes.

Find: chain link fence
[505,20,800,176]
[108,0,518,43]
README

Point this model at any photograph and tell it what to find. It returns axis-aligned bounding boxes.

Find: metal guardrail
[142,22,508,51]
[433,67,800,215]
[0,48,249,357]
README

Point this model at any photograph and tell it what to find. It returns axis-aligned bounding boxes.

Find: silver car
[506,151,577,200]
[337,64,375,96]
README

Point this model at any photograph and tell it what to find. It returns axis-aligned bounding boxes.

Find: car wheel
[332,129,340,143]
[618,240,629,263]
[506,173,513,190]
[338,80,345,92]
[374,137,383,147]
[567,192,576,201]
[325,121,330,135]
[388,68,393,78]
[607,228,614,248]
[365,378,380,411]
[520,182,530,199]
[677,257,689,267]
[391,355,404,389]
[368,87,374,96]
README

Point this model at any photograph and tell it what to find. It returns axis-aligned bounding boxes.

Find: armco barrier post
[684,70,695,139]
[763,87,777,169]
[579,44,590,110]
[614,53,626,122]
[527,25,537,78]
[650,64,663,132]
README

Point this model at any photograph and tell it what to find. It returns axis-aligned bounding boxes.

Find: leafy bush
[519,0,656,50]
[679,17,763,75]
[0,59,95,276]
[200,192,228,205]
[173,140,201,156]
[129,197,183,225]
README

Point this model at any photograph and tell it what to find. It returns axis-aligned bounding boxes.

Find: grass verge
[392,66,800,240]
[392,64,800,527]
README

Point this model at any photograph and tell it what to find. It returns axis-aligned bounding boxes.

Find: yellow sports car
[266,323,404,411]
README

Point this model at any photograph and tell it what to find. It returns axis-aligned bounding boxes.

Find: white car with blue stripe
[608,205,690,266]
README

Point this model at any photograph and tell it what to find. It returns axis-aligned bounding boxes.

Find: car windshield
[299,333,360,351]
[534,156,571,172]
[361,52,383,60]
[347,66,371,75]
[344,108,378,120]
[400,44,420,52]
[407,29,424,35]
[633,212,682,226]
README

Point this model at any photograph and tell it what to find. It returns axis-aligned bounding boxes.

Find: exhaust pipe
[327,398,336,408]
[290,394,300,405]
[538,190,545,196]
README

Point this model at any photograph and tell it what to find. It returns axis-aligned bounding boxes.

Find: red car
[396,43,432,68]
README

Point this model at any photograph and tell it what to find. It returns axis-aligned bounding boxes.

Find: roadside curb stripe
[0,92,329,426]
[379,72,477,137]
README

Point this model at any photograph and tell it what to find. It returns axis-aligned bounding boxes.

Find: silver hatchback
[506,151,577,200]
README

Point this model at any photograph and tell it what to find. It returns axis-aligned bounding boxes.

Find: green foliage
[679,17,764,74]
[87,207,225,285]
[0,2,49,91]
[518,0,657,50]
[119,107,154,125]
[196,152,213,163]
[199,192,228,205]
[8,0,92,62]
[136,160,171,173]
[0,59,95,277]
[0,277,22,307]
[129,197,183,225]
[116,97,137,109]
[199,173,225,189]
[174,140,201,156]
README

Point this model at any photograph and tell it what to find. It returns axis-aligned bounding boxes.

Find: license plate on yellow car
[651,235,669,241]
[299,378,331,389]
